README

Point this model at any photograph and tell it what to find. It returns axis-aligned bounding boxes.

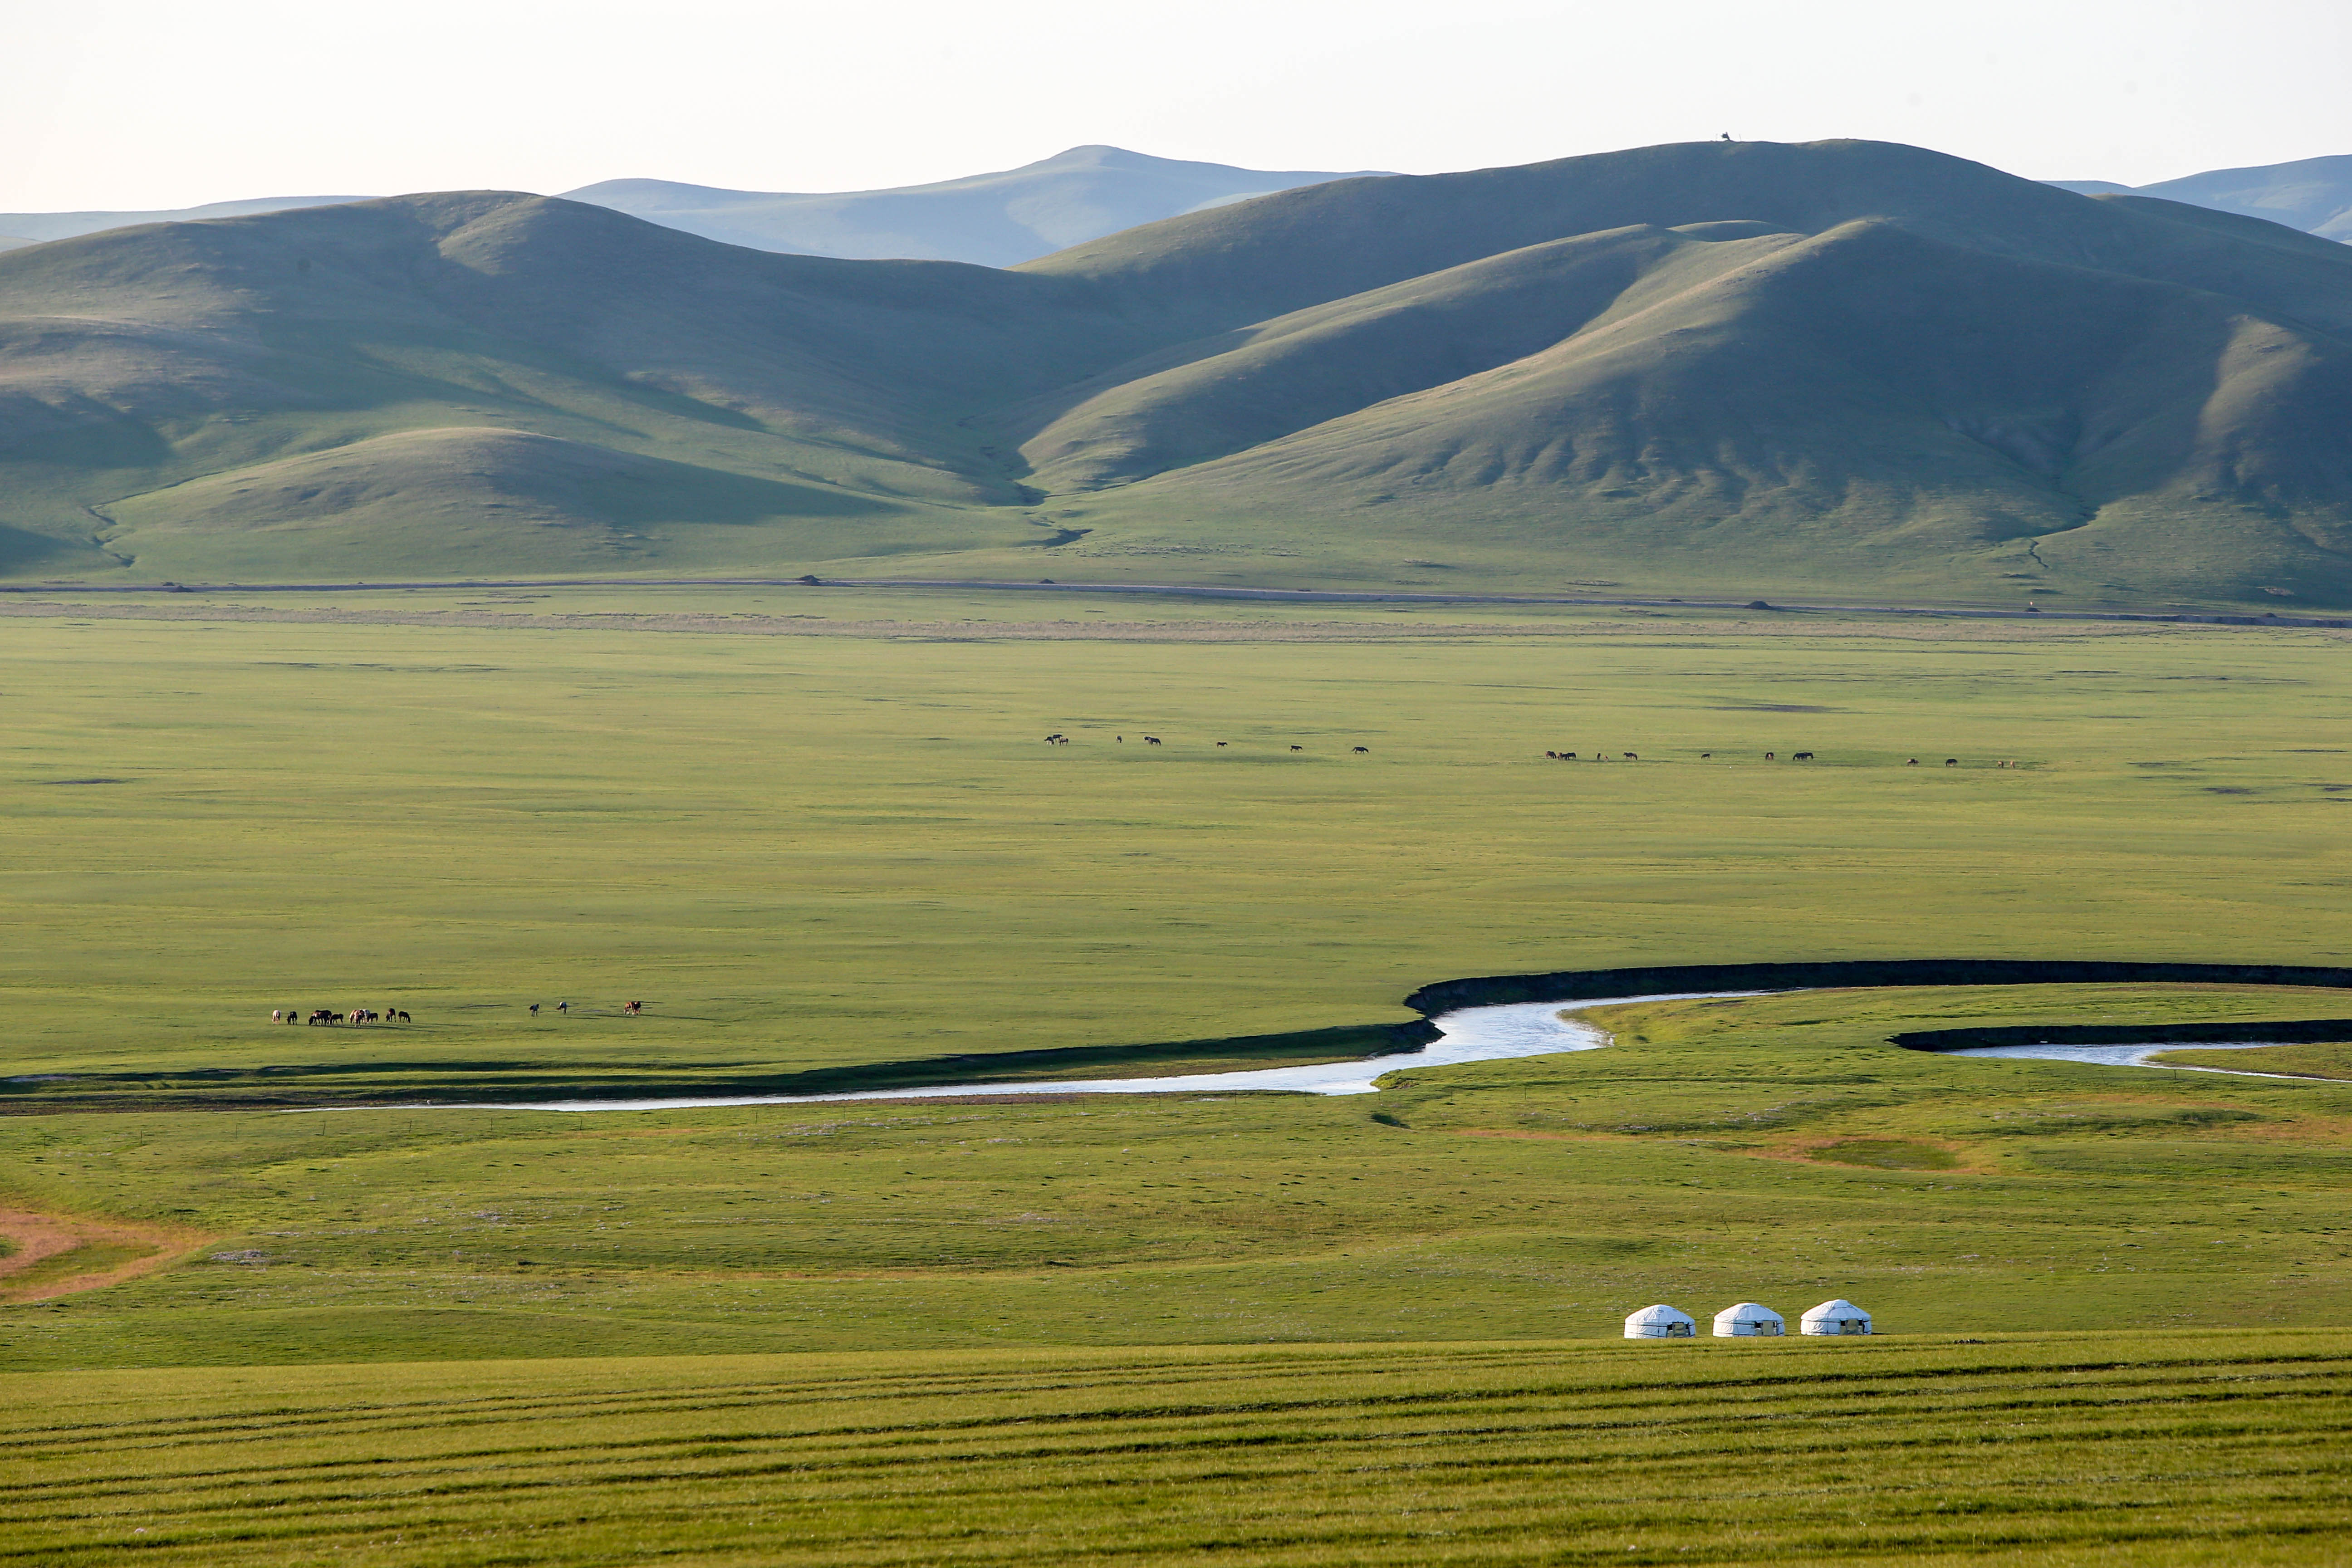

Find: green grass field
[7,587,2352,1105]
[7,1336,2349,1566]
[8,588,2352,1558]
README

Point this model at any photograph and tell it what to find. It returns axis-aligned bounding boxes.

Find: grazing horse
[1765,752,1776,761]
[1623,753,1638,761]
[1217,741,1228,746]
[529,1003,540,1016]
[1907,758,1918,766]
[624,1000,643,1015]
[395,1010,411,1023]
[1352,746,1369,754]
[308,1009,338,1025]
[1145,735,1162,745]
[1792,751,1814,761]
[1700,752,1711,759]
[271,1009,283,1024]
[1290,745,1304,752]
[1945,758,1959,767]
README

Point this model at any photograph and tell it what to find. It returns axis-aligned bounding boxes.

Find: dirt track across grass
[0,1209,210,1303]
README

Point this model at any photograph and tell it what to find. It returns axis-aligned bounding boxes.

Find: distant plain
[1,591,2350,1360]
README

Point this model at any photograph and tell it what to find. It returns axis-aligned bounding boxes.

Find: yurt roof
[1715,1301,1784,1322]
[1803,1298,1869,1320]
[1626,1303,1695,1324]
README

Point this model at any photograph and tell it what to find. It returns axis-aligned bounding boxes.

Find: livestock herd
[272,1000,647,1025]
[1048,735,2001,767]
[275,1007,407,1025]
[1042,734,1371,753]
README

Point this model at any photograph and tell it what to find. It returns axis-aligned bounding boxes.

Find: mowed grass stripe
[7,1336,2350,1565]
[16,1342,2342,1453]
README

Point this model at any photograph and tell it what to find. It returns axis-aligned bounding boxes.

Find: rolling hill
[561,146,1389,266]
[2049,154,2352,243]
[0,194,374,244]
[3,138,2351,605]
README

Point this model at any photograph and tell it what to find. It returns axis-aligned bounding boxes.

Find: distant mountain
[562,146,1392,266]
[4,140,2351,608]
[2045,156,2352,241]
[0,195,374,245]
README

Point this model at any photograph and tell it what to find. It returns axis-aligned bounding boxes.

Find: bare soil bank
[0,1209,211,1303]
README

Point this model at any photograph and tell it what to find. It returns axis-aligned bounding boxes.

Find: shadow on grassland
[0,1021,1441,1113]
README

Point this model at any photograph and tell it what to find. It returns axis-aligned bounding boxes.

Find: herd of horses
[1064,741,1997,766]
[1540,751,1980,765]
[272,1000,646,1025]
[1044,734,1372,753]
[1045,736,2000,767]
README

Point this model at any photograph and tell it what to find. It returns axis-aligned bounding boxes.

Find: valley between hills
[10,131,2352,1567]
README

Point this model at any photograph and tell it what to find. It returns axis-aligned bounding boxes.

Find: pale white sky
[5,0,2346,211]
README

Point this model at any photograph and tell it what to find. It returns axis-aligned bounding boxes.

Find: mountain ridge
[2047,153,2352,243]
[561,145,1392,266]
[3,138,2349,607]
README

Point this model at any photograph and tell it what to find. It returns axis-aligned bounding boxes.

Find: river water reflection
[418,992,2342,1112]
[1947,1039,2329,1078]
[468,992,1754,1112]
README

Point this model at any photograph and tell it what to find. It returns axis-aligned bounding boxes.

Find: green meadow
[7,1336,2351,1567]
[6,588,2352,1104]
[7,588,2352,1558]
[5,978,2352,1370]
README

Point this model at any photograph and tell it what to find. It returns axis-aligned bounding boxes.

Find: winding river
[1947,1039,2330,1079]
[461,992,1752,1112]
[421,990,2342,1113]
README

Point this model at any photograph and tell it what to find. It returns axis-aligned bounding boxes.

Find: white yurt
[1801,1298,1872,1336]
[1712,1302,1786,1337]
[1623,1303,1697,1339]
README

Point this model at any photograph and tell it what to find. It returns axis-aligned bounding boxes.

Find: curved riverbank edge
[0,1019,1442,1114]
[1403,959,2352,1016]
[16,960,2352,1114]
[1893,1019,2352,1053]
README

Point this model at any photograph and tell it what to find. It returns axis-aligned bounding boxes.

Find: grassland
[7,1335,2350,1566]
[9,587,2352,1107]
[10,589,2352,1558]
[6,975,2351,1370]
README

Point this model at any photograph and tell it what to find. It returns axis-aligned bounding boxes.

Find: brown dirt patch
[0,1208,214,1303]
